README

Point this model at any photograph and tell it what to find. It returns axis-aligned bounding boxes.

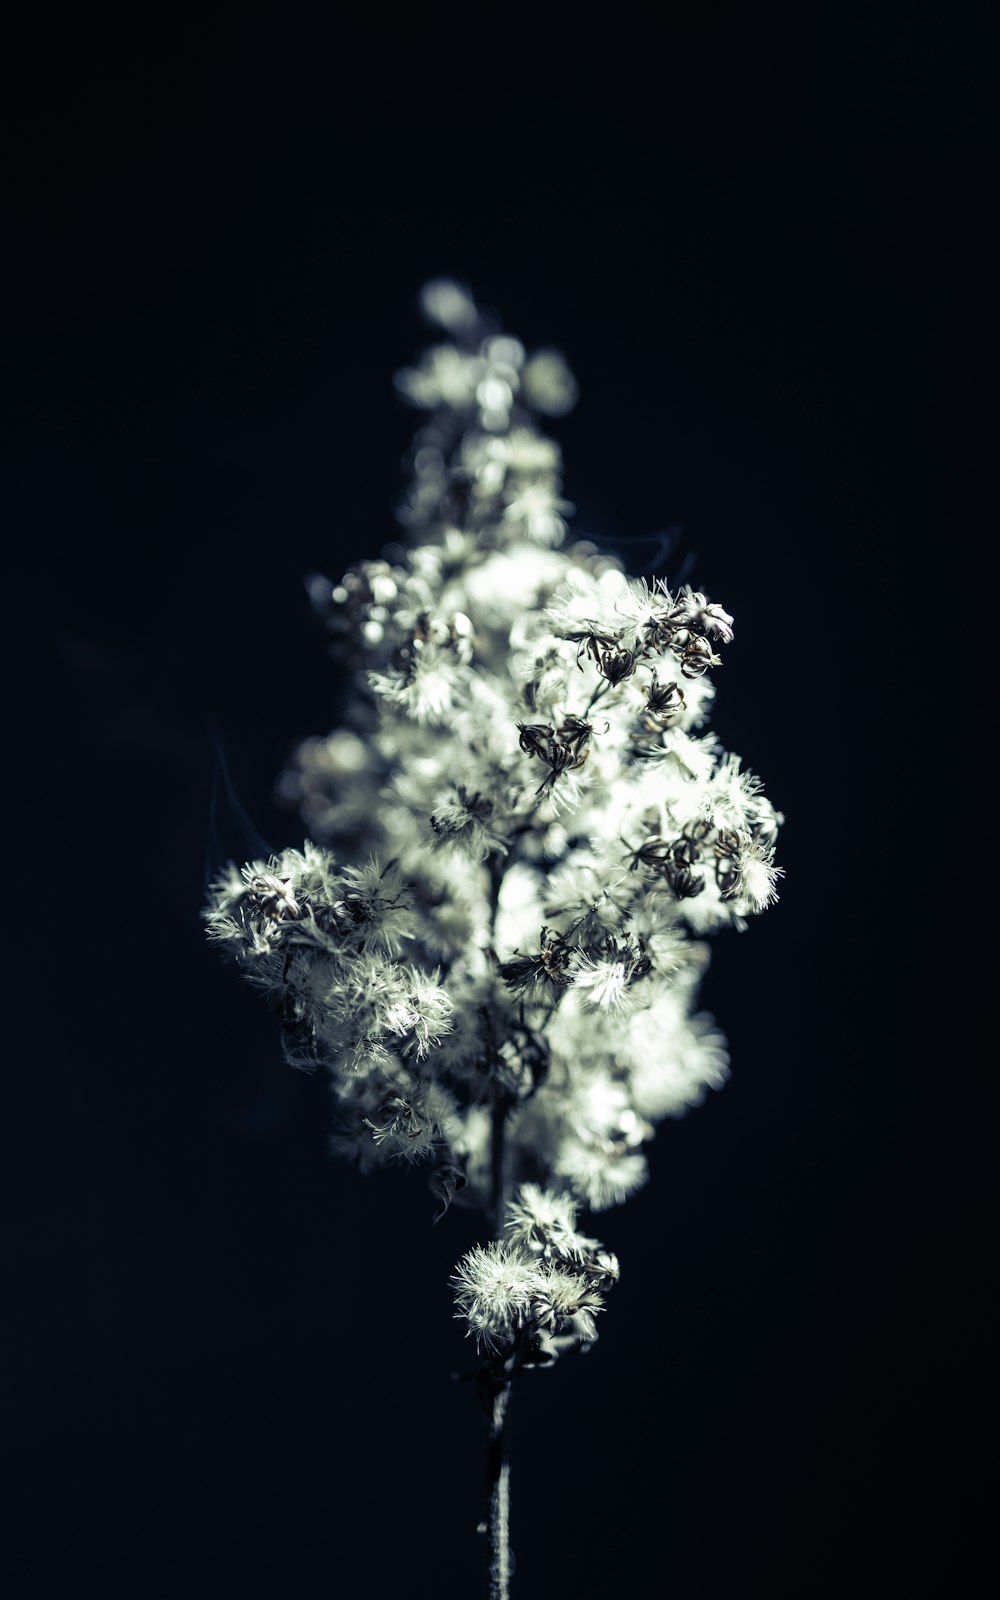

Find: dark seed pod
[518,722,556,758]
[628,836,671,872]
[557,716,593,756]
[714,828,741,859]
[598,645,637,685]
[667,863,706,899]
[678,636,720,679]
[644,674,686,720]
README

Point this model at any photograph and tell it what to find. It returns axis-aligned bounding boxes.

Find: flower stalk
[202,279,783,1593]
[483,1092,513,1599]
[485,1379,512,1600]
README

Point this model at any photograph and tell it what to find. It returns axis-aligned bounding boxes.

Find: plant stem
[485,1378,512,1600]
[484,850,513,1596]
[489,1096,509,1236]
[584,677,612,715]
[485,1097,512,1599]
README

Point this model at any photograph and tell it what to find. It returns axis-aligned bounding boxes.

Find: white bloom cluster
[207,282,783,1365]
[452,1185,618,1362]
[205,846,459,1160]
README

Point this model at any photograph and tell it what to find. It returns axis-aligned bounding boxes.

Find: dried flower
[205,287,783,1580]
[205,282,784,1592]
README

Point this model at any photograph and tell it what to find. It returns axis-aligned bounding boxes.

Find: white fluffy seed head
[206,282,783,1345]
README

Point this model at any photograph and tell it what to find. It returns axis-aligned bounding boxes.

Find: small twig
[583,678,613,715]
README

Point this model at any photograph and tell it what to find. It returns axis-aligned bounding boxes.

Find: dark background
[4,6,995,1596]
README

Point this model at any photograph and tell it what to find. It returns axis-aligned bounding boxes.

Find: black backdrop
[4,8,994,1597]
